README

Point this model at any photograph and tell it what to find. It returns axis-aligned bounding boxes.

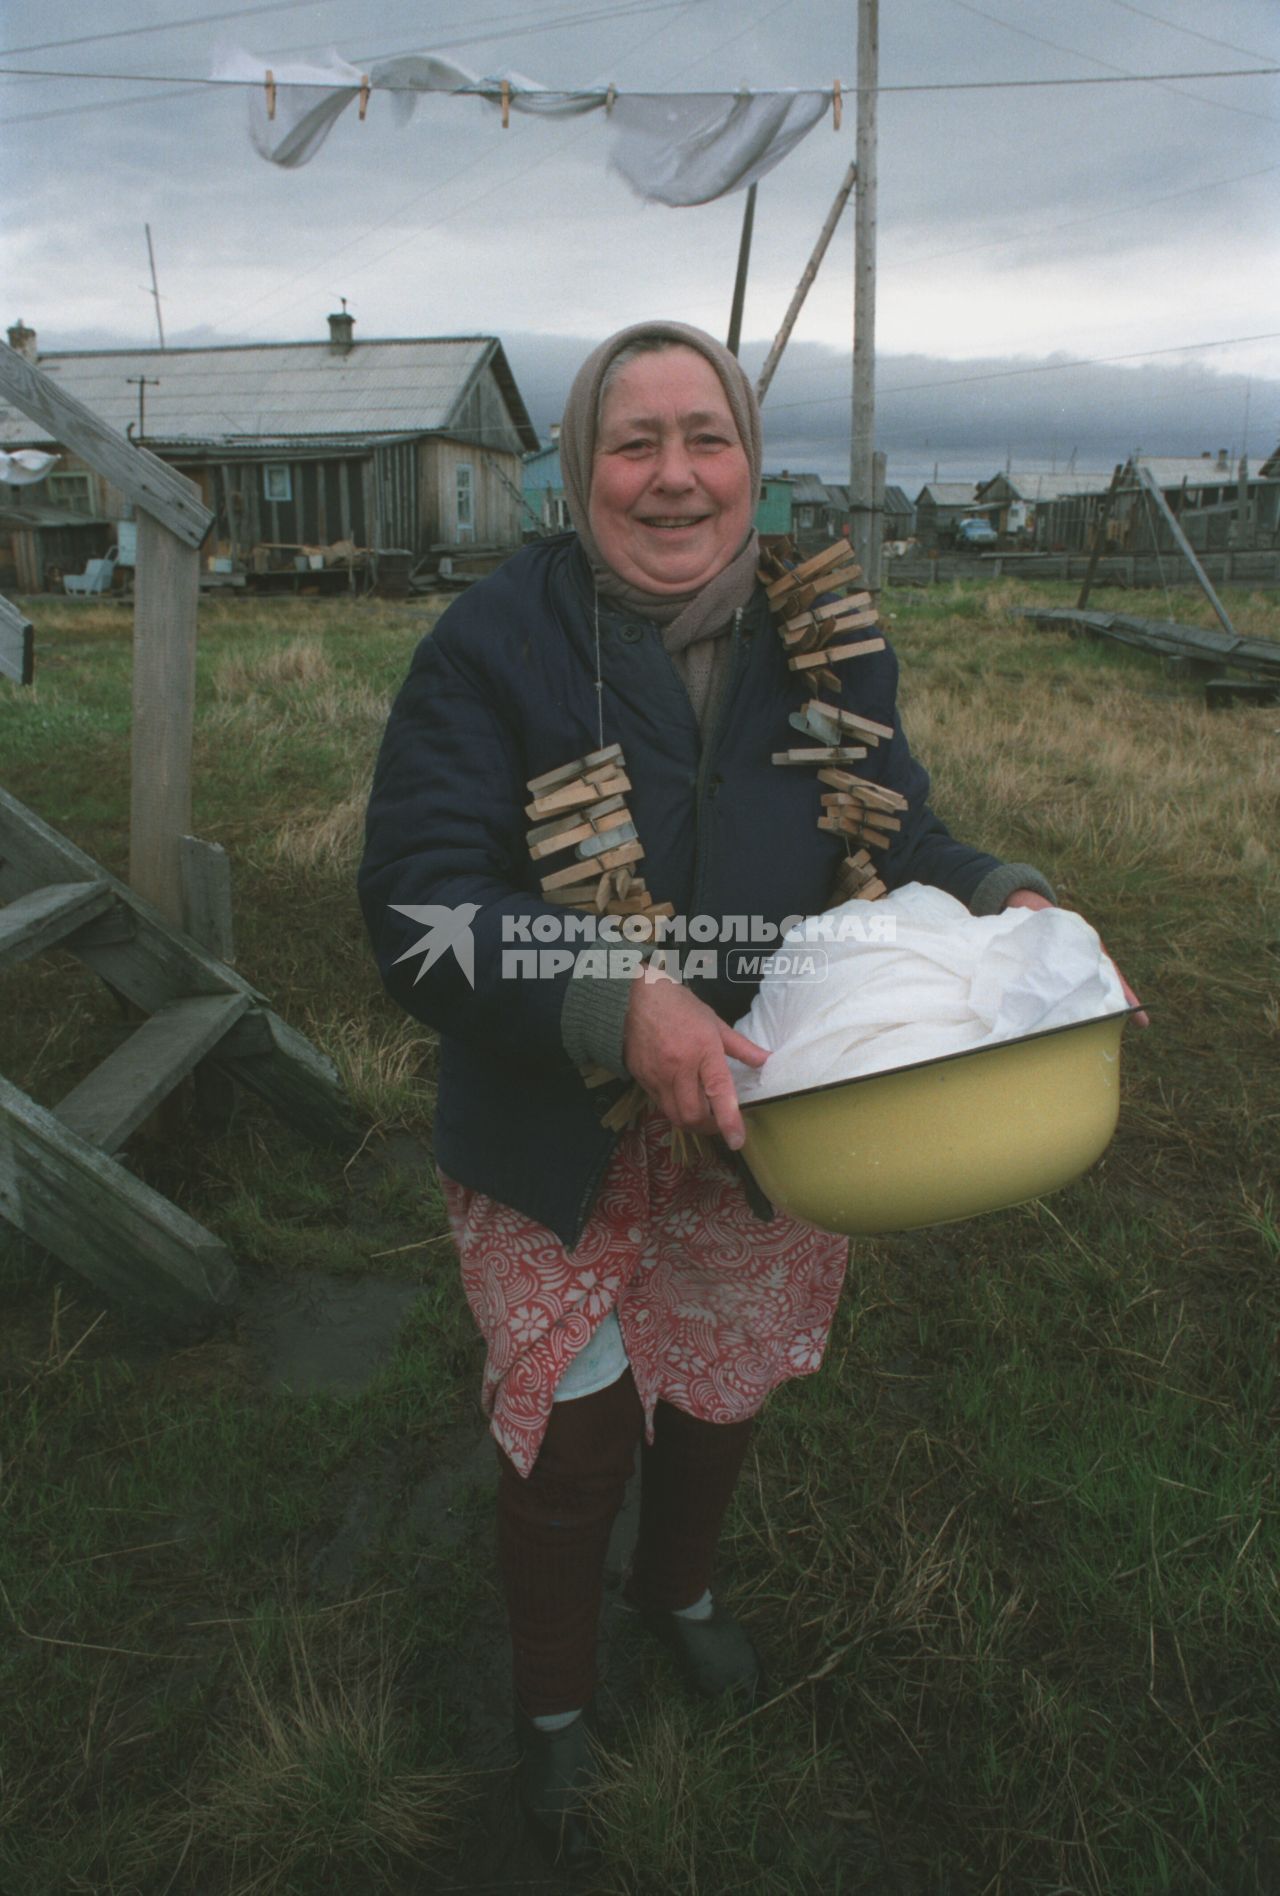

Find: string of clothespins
[261,70,850,127]
[524,539,905,1125]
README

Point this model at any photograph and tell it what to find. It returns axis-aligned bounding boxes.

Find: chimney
[327,301,355,356]
[7,319,36,361]
[1217,447,1229,470]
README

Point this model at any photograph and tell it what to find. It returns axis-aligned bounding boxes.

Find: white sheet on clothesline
[213,47,833,204]
[0,449,59,487]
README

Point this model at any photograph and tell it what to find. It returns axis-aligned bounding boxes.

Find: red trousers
[495,1370,754,1715]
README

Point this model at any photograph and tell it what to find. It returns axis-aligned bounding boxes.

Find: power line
[883,161,1280,274]
[1103,0,1274,65]
[0,0,332,59]
[940,0,1277,121]
[762,332,1280,412]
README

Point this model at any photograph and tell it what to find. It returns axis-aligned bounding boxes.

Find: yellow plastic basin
[740,1010,1131,1236]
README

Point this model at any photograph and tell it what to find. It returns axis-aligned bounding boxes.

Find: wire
[0,0,707,119]
[1,59,1276,94]
[0,0,332,59]
[883,161,1280,274]
[761,332,1280,413]
[203,0,716,333]
[1103,0,1274,65]
[940,0,1277,121]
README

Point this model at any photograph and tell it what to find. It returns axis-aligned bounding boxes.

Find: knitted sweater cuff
[560,955,637,1077]
[969,862,1058,916]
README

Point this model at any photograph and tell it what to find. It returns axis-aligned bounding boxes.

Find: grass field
[1,580,1277,1894]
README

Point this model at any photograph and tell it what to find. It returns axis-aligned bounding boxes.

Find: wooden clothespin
[832,79,842,131]
[358,74,370,121]
[501,78,510,129]
[605,83,617,116]
[265,69,277,121]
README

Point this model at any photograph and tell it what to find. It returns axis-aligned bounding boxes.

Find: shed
[0,315,539,587]
[914,481,976,549]
[755,474,795,539]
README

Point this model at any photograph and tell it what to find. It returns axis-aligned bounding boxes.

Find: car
[955,516,998,548]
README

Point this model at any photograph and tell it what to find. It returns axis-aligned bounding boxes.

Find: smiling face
[588,344,754,594]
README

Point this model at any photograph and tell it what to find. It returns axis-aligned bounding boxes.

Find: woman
[360,320,1080,1859]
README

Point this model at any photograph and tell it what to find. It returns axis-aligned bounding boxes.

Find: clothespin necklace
[759,536,906,905]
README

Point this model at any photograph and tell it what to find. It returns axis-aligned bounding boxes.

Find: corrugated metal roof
[986,471,1112,501]
[1127,456,1244,489]
[915,482,975,505]
[0,337,538,453]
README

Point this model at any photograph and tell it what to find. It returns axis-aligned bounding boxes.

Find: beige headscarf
[560,320,763,728]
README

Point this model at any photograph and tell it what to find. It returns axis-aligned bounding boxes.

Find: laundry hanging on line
[0,450,59,487]
[213,48,835,206]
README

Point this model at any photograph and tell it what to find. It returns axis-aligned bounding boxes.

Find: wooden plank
[131,513,198,924]
[55,993,250,1153]
[0,789,357,1150]
[0,346,212,549]
[212,1009,359,1149]
[0,881,115,969]
[181,836,234,962]
[0,593,34,686]
[824,635,886,664]
[0,1072,237,1321]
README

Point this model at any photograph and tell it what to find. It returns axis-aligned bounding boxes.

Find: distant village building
[0,313,538,589]
[521,432,567,536]
[973,470,1111,547]
[913,481,976,549]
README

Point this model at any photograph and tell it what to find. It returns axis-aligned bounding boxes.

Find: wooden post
[131,511,198,924]
[1134,463,1238,640]
[756,162,856,404]
[0,595,33,686]
[850,0,880,591]
[726,183,757,359]
[1077,464,1123,608]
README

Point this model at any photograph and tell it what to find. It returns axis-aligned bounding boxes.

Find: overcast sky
[3,0,1277,488]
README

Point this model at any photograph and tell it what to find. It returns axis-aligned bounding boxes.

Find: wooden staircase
[0,788,358,1326]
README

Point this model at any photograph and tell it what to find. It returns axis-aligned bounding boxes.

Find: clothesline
[212,47,841,203]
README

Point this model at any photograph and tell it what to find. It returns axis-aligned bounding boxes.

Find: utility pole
[726,183,758,358]
[851,0,880,590]
[145,225,166,351]
[127,376,160,442]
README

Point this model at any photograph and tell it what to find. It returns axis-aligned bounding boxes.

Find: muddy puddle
[239,1267,424,1394]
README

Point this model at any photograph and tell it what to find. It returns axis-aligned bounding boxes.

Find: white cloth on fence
[729,883,1127,1105]
[214,47,832,203]
[0,449,59,486]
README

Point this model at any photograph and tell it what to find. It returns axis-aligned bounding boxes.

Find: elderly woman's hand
[1004,888,1149,1027]
[623,964,769,1150]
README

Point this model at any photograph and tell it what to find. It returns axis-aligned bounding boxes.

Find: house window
[48,472,92,512]
[263,463,292,503]
[455,463,474,541]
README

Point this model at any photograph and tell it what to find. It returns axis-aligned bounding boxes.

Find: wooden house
[974,470,1111,547]
[913,481,976,549]
[0,314,538,589]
